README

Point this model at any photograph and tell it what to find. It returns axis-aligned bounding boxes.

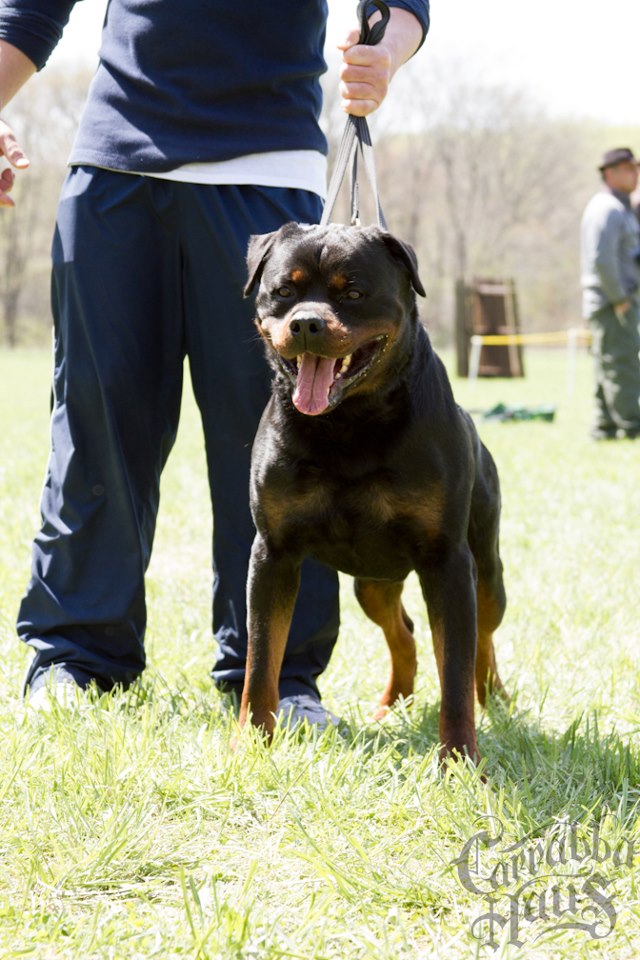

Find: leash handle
[320,1,390,230]
[357,0,390,45]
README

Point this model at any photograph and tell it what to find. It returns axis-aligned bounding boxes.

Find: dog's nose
[289,311,326,341]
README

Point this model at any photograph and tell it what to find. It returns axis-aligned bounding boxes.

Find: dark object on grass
[483,403,556,423]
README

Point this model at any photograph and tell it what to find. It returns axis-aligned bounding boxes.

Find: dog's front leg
[418,545,480,763]
[238,534,301,738]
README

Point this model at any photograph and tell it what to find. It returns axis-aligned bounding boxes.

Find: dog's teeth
[296,355,302,370]
[340,355,352,374]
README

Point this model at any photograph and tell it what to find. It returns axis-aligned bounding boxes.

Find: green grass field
[0,346,638,959]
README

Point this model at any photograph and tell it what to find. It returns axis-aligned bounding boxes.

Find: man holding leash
[581,147,640,440]
[0,1,429,720]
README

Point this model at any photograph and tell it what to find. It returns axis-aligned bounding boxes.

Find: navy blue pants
[19,167,340,698]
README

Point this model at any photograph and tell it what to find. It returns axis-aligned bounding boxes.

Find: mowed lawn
[0,346,638,959]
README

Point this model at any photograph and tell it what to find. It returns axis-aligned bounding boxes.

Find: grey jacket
[581,188,640,317]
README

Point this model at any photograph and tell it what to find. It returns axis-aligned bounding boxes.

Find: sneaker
[28,679,86,712]
[276,693,341,731]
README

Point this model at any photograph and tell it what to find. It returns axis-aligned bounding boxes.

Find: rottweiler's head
[245,223,426,416]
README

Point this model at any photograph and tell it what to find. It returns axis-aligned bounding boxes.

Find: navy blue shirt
[0,0,430,172]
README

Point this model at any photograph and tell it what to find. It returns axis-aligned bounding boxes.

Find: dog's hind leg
[354,578,417,719]
[469,445,509,708]
[476,572,508,707]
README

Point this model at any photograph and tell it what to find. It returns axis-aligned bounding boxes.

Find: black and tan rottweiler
[239,222,507,761]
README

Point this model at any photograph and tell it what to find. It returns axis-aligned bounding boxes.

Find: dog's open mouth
[276,335,388,416]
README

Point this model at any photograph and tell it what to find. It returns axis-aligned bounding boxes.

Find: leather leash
[320,0,390,230]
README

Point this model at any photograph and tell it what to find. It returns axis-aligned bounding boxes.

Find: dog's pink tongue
[293,353,335,416]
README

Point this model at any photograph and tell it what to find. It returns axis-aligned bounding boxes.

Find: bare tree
[354,60,606,341]
[0,65,92,346]
[0,183,43,346]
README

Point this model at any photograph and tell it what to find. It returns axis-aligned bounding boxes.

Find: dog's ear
[380,233,426,297]
[244,231,279,297]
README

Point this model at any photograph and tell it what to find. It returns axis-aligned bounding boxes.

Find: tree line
[1,60,636,348]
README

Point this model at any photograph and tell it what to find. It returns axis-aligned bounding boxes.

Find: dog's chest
[258,461,445,580]
[314,493,425,579]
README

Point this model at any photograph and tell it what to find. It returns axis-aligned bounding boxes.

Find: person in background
[632,187,640,228]
[581,147,640,440]
[0,1,429,718]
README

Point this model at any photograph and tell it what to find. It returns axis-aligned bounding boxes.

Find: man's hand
[0,117,29,208]
[338,29,393,116]
[338,8,423,117]
[0,39,42,205]
[613,299,631,320]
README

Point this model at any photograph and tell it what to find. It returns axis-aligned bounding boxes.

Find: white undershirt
[140,149,327,198]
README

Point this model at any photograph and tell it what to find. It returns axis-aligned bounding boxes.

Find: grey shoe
[28,679,86,712]
[276,693,341,731]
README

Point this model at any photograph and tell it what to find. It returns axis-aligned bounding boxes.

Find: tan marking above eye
[329,273,348,291]
[290,268,307,284]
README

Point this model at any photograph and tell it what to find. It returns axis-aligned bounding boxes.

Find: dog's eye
[276,285,294,299]
[345,289,363,301]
